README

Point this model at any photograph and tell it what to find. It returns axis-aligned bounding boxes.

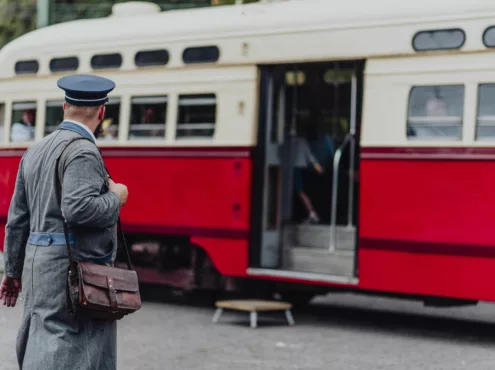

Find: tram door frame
[251,66,287,269]
[250,63,364,273]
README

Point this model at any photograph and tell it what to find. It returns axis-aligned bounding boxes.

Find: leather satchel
[56,138,142,321]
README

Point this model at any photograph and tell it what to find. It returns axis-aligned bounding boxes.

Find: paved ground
[2,287,495,369]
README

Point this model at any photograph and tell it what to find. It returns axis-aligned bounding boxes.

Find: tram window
[412,29,465,51]
[183,46,219,64]
[476,84,495,140]
[407,85,464,141]
[100,98,121,141]
[50,57,79,73]
[135,49,169,67]
[129,96,167,140]
[44,98,120,141]
[91,53,122,70]
[15,60,39,75]
[483,27,495,48]
[176,94,216,139]
[11,102,36,143]
[45,101,64,136]
[0,104,5,143]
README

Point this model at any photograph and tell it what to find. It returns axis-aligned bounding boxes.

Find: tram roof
[1,0,495,75]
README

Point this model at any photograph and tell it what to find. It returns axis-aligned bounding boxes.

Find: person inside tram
[11,109,35,142]
[141,106,163,137]
[293,138,322,224]
[292,112,333,224]
[98,117,117,140]
[305,118,334,172]
[143,106,155,124]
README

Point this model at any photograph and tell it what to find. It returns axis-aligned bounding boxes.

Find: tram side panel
[358,154,495,302]
[103,148,252,277]
[0,152,23,253]
[0,148,253,279]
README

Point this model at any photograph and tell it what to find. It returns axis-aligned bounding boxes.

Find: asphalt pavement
[1,288,495,370]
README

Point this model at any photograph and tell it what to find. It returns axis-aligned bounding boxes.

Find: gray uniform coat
[3,126,121,370]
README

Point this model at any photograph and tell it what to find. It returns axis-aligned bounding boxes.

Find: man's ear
[98,106,106,121]
[63,102,67,112]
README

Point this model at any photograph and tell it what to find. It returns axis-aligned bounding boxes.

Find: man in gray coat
[0,74,129,370]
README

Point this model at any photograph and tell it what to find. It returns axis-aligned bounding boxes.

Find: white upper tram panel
[0,0,494,148]
[1,0,495,78]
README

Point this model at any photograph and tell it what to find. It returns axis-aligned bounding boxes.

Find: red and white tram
[1,0,495,306]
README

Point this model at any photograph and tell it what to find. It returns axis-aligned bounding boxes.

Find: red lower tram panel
[0,147,252,281]
[2,145,495,304]
[357,148,495,302]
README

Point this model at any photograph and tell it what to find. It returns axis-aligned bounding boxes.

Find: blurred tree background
[0,0,37,48]
[0,0,260,48]
[53,0,260,23]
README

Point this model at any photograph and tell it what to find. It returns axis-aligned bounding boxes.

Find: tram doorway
[253,61,363,279]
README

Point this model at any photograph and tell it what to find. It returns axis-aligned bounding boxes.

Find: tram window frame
[129,96,168,141]
[45,100,65,136]
[99,97,121,142]
[44,98,121,141]
[50,56,79,73]
[135,49,169,67]
[10,101,37,143]
[183,46,220,64]
[91,53,123,70]
[483,26,495,48]
[15,60,39,75]
[176,94,217,140]
[475,84,495,141]
[412,28,465,51]
[406,85,465,141]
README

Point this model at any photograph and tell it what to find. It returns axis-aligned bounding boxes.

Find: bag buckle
[107,277,119,312]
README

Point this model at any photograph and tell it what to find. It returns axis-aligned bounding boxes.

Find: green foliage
[0,0,261,48]
[213,0,259,4]
[0,0,37,48]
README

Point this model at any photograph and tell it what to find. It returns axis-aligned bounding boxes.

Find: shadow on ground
[139,283,495,345]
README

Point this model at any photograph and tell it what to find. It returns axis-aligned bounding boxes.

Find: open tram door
[250,61,363,283]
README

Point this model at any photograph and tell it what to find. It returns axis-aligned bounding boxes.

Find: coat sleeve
[60,144,120,229]
[4,156,30,279]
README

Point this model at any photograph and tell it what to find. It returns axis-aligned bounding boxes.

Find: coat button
[47,236,52,245]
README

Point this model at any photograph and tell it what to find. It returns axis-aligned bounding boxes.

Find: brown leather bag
[56,138,142,321]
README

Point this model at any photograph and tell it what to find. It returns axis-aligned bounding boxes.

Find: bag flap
[78,262,139,292]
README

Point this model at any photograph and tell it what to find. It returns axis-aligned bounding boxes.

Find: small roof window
[483,26,495,48]
[91,53,122,70]
[50,57,79,73]
[183,46,219,64]
[15,60,39,75]
[135,49,169,67]
[412,29,465,51]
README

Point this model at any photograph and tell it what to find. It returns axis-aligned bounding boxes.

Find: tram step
[284,224,356,251]
[282,246,355,277]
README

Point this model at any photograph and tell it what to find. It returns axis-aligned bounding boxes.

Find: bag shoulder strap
[55,137,133,271]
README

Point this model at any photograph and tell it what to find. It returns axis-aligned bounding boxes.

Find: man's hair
[64,103,100,120]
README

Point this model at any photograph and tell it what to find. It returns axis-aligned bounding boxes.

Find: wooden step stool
[212,299,295,328]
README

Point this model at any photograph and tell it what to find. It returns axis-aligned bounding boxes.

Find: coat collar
[58,120,96,144]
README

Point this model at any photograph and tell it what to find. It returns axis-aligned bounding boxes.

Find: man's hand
[0,276,22,308]
[108,178,129,207]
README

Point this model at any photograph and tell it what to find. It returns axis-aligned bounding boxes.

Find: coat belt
[28,232,75,246]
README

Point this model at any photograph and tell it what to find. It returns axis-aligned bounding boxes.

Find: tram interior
[261,61,362,278]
